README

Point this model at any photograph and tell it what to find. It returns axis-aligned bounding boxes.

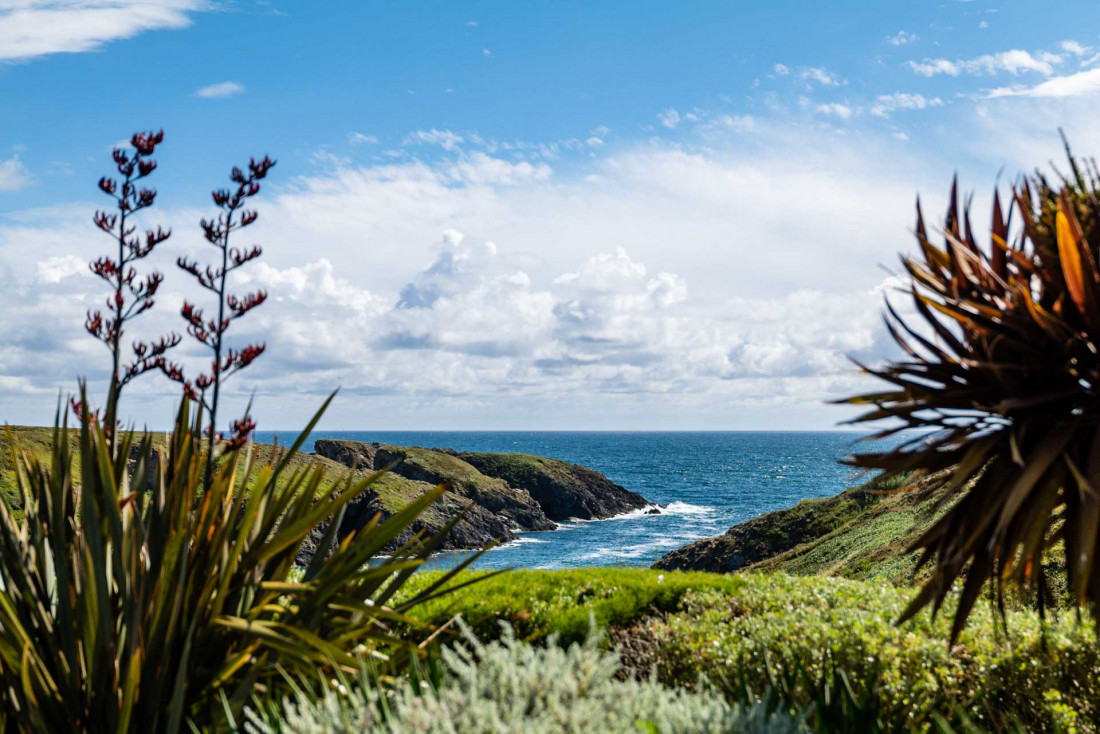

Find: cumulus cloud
[988,67,1100,99]
[0,120,957,428]
[193,81,245,99]
[0,155,31,191]
[0,0,208,62]
[658,108,680,129]
[871,92,943,117]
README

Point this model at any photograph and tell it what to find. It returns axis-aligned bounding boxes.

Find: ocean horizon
[254,430,892,570]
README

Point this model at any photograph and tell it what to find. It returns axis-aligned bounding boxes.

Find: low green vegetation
[403,568,1099,732]
[401,567,745,644]
[244,622,802,734]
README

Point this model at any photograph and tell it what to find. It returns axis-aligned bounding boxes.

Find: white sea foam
[491,535,551,550]
[662,501,715,516]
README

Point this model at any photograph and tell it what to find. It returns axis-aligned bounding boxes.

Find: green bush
[651,574,1099,732]
[244,622,805,734]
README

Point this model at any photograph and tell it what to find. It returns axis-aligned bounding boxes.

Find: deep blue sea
[253,431,885,570]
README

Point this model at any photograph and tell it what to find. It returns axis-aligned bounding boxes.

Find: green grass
[401,567,746,645]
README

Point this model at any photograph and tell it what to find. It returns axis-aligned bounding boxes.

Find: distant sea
[252,430,889,570]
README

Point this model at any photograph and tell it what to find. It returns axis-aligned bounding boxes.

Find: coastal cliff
[302,440,651,562]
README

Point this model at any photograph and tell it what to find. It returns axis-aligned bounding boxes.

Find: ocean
[252,430,886,570]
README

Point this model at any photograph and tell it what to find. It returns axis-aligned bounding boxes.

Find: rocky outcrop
[370,445,555,532]
[458,452,650,521]
[306,439,653,563]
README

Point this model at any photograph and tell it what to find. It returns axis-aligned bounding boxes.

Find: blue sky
[2,1,1100,430]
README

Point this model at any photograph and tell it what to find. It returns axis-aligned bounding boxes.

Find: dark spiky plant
[844,135,1100,639]
[0,393,482,732]
[0,132,484,732]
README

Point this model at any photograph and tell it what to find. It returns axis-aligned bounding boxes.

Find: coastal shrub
[243,622,804,734]
[650,573,1099,732]
[845,136,1100,636]
[404,569,1099,732]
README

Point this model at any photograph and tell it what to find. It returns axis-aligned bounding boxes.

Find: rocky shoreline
[298,440,654,563]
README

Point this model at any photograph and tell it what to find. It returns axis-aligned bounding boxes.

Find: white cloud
[0,0,208,62]
[871,92,944,118]
[405,128,465,151]
[800,66,844,86]
[814,102,855,119]
[481,47,491,56]
[887,30,918,46]
[988,67,1100,99]
[34,253,84,283]
[0,155,31,191]
[446,152,552,186]
[193,81,245,99]
[773,63,790,76]
[908,48,1065,77]
[1061,40,1089,57]
[658,108,680,128]
[348,132,379,145]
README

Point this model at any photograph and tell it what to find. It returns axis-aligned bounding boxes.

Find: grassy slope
[0,427,448,523]
[654,473,952,585]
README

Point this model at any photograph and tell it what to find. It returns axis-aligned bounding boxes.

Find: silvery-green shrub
[245,622,804,734]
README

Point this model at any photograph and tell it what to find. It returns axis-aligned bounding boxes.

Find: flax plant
[845,135,1100,638]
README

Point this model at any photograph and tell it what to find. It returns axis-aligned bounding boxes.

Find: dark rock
[313,439,377,471]
[306,439,655,567]
[459,452,649,522]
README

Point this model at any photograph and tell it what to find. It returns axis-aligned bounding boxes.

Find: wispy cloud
[813,102,855,119]
[887,30,918,46]
[658,108,680,128]
[193,81,245,99]
[404,128,465,151]
[348,132,379,145]
[908,48,1064,77]
[871,92,943,117]
[0,155,31,191]
[800,66,845,87]
[0,0,209,62]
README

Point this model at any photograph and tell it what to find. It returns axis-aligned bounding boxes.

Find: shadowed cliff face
[457,452,649,522]
[303,440,652,564]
